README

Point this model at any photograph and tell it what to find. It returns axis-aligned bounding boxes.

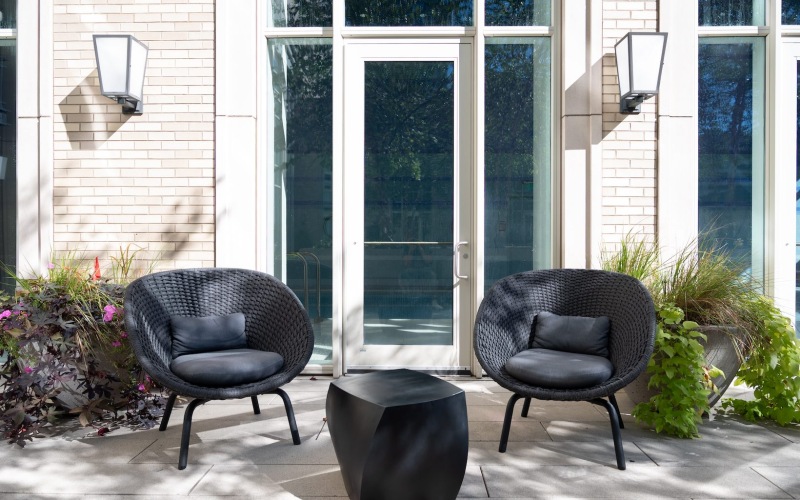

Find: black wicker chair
[124,268,315,469]
[473,269,656,470]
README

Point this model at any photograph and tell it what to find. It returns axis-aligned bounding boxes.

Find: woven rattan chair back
[474,268,656,469]
[124,268,314,469]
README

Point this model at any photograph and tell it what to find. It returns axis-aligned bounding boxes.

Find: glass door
[783,42,800,334]
[343,41,473,371]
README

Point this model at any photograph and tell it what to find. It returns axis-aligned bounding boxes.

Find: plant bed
[624,325,744,408]
[603,235,800,437]
[0,249,166,446]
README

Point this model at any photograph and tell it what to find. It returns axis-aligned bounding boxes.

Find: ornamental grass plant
[0,246,166,446]
[601,234,800,437]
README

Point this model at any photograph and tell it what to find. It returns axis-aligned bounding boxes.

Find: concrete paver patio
[1,376,798,499]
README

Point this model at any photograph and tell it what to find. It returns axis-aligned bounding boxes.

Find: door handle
[454,241,468,279]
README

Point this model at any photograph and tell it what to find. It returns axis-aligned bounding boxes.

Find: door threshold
[346,366,472,376]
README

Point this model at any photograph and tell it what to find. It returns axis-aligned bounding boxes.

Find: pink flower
[0,310,10,320]
[111,340,122,348]
[120,332,128,339]
[137,383,146,392]
[24,366,33,374]
[102,304,117,322]
[47,262,55,269]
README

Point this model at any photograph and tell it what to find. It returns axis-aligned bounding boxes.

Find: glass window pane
[796,61,800,333]
[268,39,333,363]
[268,0,332,28]
[0,1,15,29]
[699,0,765,26]
[698,38,765,277]
[784,0,800,24]
[363,61,455,344]
[345,0,472,27]
[484,38,551,292]
[485,0,550,27]
[0,40,15,293]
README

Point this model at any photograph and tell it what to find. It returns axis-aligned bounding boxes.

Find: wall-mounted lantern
[614,32,668,114]
[92,34,149,115]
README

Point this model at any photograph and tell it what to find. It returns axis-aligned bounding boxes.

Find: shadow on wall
[601,53,627,139]
[563,56,628,147]
[58,71,132,149]
[54,71,215,270]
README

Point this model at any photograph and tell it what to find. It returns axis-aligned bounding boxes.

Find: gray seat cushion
[504,348,614,390]
[170,349,285,387]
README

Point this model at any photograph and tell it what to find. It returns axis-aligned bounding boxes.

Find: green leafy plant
[631,304,719,438]
[604,233,759,349]
[0,254,165,446]
[720,295,800,425]
[602,233,800,437]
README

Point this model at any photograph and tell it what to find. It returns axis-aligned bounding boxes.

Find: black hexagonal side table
[326,369,468,500]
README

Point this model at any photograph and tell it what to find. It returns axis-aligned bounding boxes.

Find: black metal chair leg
[275,388,301,445]
[178,398,207,470]
[251,395,261,415]
[608,393,624,429]
[500,394,522,453]
[160,393,178,432]
[521,397,532,417]
[591,398,626,470]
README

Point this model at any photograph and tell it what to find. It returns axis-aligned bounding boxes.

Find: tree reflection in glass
[698,0,764,26]
[0,40,14,293]
[346,0,472,27]
[485,0,550,27]
[269,0,332,28]
[484,39,551,292]
[363,61,454,345]
[269,39,333,361]
[783,0,800,24]
[698,40,765,274]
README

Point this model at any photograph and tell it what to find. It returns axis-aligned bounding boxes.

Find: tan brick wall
[52,0,215,273]
[601,0,659,249]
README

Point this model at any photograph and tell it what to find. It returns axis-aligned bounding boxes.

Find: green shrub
[603,233,800,436]
[720,295,800,425]
[631,304,716,438]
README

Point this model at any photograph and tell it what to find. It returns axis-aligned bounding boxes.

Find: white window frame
[660,1,796,321]
[223,1,559,376]
[16,1,53,278]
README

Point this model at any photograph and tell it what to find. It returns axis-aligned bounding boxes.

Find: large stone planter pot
[699,325,744,407]
[624,325,744,408]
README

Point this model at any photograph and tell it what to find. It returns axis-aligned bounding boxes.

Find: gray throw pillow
[530,311,610,357]
[170,312,247,359]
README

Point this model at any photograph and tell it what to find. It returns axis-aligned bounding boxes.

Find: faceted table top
[330,368,463,407]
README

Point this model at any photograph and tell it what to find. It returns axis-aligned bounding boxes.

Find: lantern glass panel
[615,39,630,97]
[631,34,665,93]
[128,39,148,100]
[94,36,129,95]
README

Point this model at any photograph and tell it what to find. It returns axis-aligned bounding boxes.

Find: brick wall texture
[50,1,662,271]
[601,0,658,249]
[53,0,215,272]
